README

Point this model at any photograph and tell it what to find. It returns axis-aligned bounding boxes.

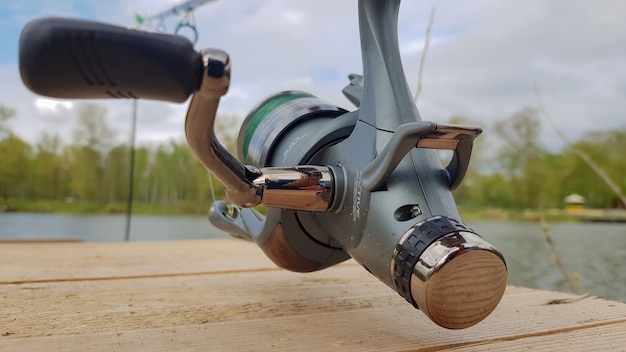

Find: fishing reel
[200,77,507,329]
[19,0,507,330]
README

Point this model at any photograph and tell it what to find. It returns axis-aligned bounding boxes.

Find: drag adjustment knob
[392,216,508,329]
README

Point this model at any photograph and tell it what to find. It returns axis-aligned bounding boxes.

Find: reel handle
[19,17,202,103]
[185,49,336,211]
[18,18,335,212]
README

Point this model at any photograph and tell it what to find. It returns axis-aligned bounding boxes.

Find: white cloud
[281,9,307,26]
[34,98,73,116]
[2,0,626,152]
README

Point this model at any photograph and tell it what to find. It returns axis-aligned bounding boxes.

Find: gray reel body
[207,68,507,328]
[19,0,507,331]
[206,0,507,329]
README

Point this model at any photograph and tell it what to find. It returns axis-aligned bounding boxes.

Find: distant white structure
[564,194,586,211]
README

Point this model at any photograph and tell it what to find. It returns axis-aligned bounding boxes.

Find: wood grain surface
[1,240,625,351]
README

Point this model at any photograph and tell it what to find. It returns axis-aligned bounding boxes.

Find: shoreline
[1,199,212,216]
[3,200,625,223]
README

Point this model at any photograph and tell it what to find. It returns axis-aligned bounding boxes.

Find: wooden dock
[1,239,625,351]
[524,208,626,223]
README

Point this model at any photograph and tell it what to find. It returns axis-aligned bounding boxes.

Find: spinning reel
[19,0,507,329]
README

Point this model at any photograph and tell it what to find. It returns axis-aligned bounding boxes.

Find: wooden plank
[0,239,83,243]
[0,240,276,283]
[1,240,626,351]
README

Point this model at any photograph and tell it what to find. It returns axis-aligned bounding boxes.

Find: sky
[1,0,626,151]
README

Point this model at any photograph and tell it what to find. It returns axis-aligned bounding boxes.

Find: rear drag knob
[392,217,507,329]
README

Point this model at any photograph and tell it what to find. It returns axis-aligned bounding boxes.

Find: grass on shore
[3,199,592,222]
[2,199,212,216]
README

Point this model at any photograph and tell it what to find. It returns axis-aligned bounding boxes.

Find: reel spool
[229,91,355,273]
[238,91,347,167]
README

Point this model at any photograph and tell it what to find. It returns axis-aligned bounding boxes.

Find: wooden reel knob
[410,232,508,329]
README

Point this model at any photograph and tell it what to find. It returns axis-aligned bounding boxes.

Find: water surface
[1,213,624,302]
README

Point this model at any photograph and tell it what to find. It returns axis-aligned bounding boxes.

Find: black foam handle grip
[19,17,203,103]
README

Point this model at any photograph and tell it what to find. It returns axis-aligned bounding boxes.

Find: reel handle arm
[185,48,262,207]
[185,50,336,211]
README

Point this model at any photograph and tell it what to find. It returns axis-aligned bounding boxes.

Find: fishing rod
[121,0,217,242]
[18,0,507,329]
[135,0,217,44]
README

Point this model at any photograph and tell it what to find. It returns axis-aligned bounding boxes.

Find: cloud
[34,98,73,117]
[400,0,626,149]
[2,0,626,153]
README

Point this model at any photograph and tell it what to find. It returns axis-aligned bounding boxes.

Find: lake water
[1,213,625,302]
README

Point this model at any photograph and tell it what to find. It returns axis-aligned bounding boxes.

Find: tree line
[454,107,626,210]
[0,103,225,212]
[1,102,625,213]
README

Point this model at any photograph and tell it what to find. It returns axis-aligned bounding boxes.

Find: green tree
[132,146,151,203]
[563,129,626,208]
[65,145,101,201]
[103,144,130,203]
[0,135,32,199]
[73,103,116,154]
[66,103,115,202]
[0,105,16,139]
[494,108,547,208]
[31,133,67,200]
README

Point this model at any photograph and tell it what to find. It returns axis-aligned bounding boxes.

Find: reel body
[208,77,507,329]
[192,0,508,328]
